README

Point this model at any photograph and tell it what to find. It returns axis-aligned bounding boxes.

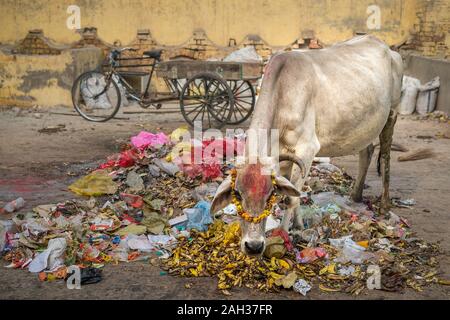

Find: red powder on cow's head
[239,164,272,203]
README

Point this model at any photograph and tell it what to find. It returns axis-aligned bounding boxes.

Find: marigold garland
[230,168,277,224]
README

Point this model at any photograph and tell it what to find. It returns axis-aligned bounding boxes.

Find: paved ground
[0,105,449,299]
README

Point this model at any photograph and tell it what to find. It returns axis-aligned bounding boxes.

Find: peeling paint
[0,47,102,107]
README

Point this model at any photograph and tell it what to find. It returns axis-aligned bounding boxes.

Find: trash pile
[0,128,445,296]
[0,127,241,284]
[162,192,442,295]
[306,159,354,195]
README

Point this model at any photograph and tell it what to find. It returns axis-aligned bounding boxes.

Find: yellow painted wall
[0,0,419,47]
[3,0,448,108]
[0,48,102,107]
[0,52,70,107]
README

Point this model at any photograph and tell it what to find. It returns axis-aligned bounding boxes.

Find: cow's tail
[377,149,381,176]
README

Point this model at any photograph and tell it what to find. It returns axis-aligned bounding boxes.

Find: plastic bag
[118,149,138,168]
[296,247,327,263]
[147,234,177,250]
[296,206,322,229]
[185,201,212,231]
[223,46,263,63]
[398,76,421,115]
[130,131,169,150]
[192,183,219,202]
[69,170,118,196]
[153,158,180,176]
[416,77,440,115]
[80,74,113,110]
[126,234,153,251]
[28,238,67,273]
[80,267,103,285]
[330,235,374,264]
[315,163,342,174]
[125,171,144,192]
[1,197,25,214]
[169,126,190,143]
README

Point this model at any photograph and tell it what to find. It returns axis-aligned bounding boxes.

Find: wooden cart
[156,60,263,128]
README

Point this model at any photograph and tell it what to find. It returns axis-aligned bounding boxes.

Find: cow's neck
[246,89,277,159]
[249,89,275,131]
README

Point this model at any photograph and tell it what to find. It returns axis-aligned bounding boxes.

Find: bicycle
[72,47,261,128]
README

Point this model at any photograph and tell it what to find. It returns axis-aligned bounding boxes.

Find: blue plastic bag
[185,201,212,231]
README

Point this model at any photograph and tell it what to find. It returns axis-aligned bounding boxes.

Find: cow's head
[211,155,305,256]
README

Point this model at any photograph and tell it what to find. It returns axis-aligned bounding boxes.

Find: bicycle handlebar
[118,47,138,52]
[108,47,138,66]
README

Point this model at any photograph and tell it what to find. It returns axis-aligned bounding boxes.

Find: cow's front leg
[281,197,299,231]
[379,109,397,214]
[280,139,319,232]
[351,143,375,202]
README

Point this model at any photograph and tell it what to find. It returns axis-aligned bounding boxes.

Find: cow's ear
[211,175,232,213]
[274,175,301,197]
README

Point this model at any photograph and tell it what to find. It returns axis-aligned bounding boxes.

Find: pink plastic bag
[131,131,169,150]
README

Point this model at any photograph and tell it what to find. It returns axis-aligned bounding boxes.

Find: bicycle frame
[101,55,158,104]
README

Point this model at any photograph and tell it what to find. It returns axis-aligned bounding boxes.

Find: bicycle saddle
[143,49,163,60]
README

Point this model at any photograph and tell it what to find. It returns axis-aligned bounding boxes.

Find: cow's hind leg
[379,109,397,213]
[351,143,375,202]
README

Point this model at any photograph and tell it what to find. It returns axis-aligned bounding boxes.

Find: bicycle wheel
[72,71,121,122]
[180,72,234,130]
[226,80,255,125]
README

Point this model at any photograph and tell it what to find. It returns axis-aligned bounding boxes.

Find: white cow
[211,35,403,256]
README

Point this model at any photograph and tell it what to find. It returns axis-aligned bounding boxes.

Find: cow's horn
[278,154,306,178]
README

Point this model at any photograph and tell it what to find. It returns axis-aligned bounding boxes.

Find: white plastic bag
[80,74,113,109]
[398,76,421,115]
[28,238,67,273]
[223,46,262,63]
[416,77,440,115]
[329,235,374,264]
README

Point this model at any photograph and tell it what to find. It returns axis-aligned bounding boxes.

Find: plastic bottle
[2,197,25,213]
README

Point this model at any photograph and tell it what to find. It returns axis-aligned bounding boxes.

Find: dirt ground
[0,104,449,300]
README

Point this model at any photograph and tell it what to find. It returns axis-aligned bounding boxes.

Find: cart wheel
[226,80,255,125]
[72,71,121,122]
[180,72,234,129]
